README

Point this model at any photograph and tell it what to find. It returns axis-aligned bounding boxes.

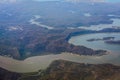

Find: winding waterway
[0,52,120,73]
[29,15,54,29]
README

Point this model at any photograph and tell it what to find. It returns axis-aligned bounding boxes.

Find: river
[0,51,120,73]
[1,18,120,73]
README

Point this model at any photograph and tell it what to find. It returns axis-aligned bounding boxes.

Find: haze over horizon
[35,0,120,2]
[0,0,120,3]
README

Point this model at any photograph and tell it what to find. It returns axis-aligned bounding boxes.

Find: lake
[79,19,120,31]
[69,33,120,52]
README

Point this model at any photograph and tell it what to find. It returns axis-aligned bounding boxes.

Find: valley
[0,0,120,80]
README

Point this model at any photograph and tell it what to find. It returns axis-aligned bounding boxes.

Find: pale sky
[0,0,120,3]
[34,0,120,2]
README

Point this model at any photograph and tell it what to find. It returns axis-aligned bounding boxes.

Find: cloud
[9,0,17,2]
[0,0,17,3]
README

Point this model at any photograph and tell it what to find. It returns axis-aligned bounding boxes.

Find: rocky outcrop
[0,68,20,80]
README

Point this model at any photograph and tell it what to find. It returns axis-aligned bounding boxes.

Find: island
[87,37,115,42]
[105,40,120,44]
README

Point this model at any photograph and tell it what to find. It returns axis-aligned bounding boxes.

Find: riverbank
[1,59,120,80]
